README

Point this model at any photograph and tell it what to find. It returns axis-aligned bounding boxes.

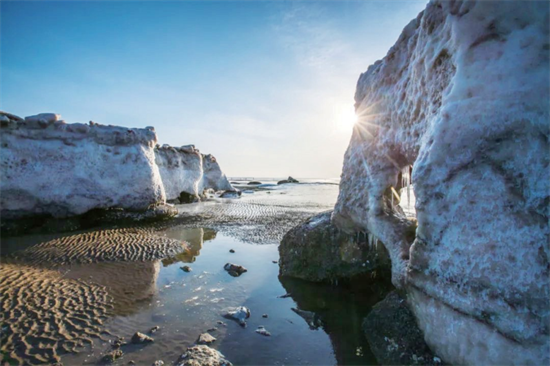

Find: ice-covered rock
[279,211,391,282]
[155,145,234,202]
[332,1,549,365]
[0,112,166,219]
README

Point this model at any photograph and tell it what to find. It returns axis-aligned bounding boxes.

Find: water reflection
[279,275,393,365]
[61,260,161,316]
[161,227,217,265]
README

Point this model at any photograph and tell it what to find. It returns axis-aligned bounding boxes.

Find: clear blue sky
[1,0,426,178]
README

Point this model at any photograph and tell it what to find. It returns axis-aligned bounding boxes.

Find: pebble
[196,333,217,345]
[262,314,268,318]
[229,249,235,253]
[181,266,192,272]
[131,332,154,344]
[255,326,271,336]
[149,326,160,333]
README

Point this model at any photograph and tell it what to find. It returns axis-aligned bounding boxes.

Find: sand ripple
[12,227,188,265]
[0,263,113,365]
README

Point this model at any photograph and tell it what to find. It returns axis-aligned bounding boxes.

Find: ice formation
[1,112,165,219]
[155,145,234,201]
[1,112,234,220]
[332,1,549,364]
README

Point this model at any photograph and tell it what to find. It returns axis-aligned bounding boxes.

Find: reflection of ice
[161,228,217,265]
[209,288,224,293]
[185,296,200,303]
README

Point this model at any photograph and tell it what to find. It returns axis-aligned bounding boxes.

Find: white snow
[1,113,165,218]
[332,1,549,364]
[155,146,234,201]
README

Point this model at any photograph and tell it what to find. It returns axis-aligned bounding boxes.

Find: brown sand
[0,263,113,365]
[11,226,188,266]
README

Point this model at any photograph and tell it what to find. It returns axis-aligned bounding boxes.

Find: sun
[334,104,358,132]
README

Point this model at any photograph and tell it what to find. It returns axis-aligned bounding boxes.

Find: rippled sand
[0,263,113,364]
[11,227,188,265]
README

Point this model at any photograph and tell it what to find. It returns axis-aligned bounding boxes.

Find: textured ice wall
[1,112,166,219]
[155,145,204,200]
[333,1,549,364]
[200,153,234,193]
[155,145,234,201]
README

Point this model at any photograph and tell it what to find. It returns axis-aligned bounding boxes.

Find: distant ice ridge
[332,1,549,365]
[155,144,234,202]
[0,112,234,219]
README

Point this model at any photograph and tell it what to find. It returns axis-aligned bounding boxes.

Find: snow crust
[155,145,234,201]
[1,113,165,219]
[332,1,549,364]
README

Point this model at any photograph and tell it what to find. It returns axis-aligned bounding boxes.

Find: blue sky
[1,0,426,178]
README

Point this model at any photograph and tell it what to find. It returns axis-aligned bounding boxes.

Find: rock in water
[277,176,299,185]
[181,266,192,273]
[279,211,391,282]
[223,263,247,277]
[331,1,550,365]
[177,345,232,366]
[131,332,154,344]
[102,349,123,364]
[222,306,251,327]
[255,326,271,337]
[196,333,216,345]
[363,291,438,366]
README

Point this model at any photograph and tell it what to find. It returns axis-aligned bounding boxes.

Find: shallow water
[1,181,395,365]
[2,227,387,365]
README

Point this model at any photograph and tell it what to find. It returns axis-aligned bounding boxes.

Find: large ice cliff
[155,144,234,202]
[332,1,549,364]
[1,112,165,219]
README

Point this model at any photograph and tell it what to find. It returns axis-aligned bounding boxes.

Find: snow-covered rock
[155,145,234,201]
[1,112,166,219]
[333,1,549,365]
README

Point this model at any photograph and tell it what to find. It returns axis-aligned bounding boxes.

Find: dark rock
[363,291,440,366]
[179,191,199,204]
[277,293,292,298]
[131,332,154,344]
[262,314,268,318]
[279,210,391,282]
[220,190,241,198]
[247,181,262,185]
[229,249,235,253]
[181,266,192,272]
[277,176,299,185]
[224,263,247,276]
[149,326,160,333]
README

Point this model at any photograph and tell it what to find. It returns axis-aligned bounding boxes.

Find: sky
[1,0,426,178]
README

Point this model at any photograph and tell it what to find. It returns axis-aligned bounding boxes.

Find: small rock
[224,263,247,276]
[272,260,278,264]
[102,349,123,364]
[152,361,164,366]
[181,266,192,272]
[196,333,217,345]
[112,337,125,349]
[222,306,251,327]
[177,345,232,366]
[131,332,154,344]
[255,326,271,336]
[277,293,292,298]
[150,326,160,333]
[128,361,135,365]
[207,327,217,332]
[262,314,268,318]
[229,249,235,253]
[291,308,322,330]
